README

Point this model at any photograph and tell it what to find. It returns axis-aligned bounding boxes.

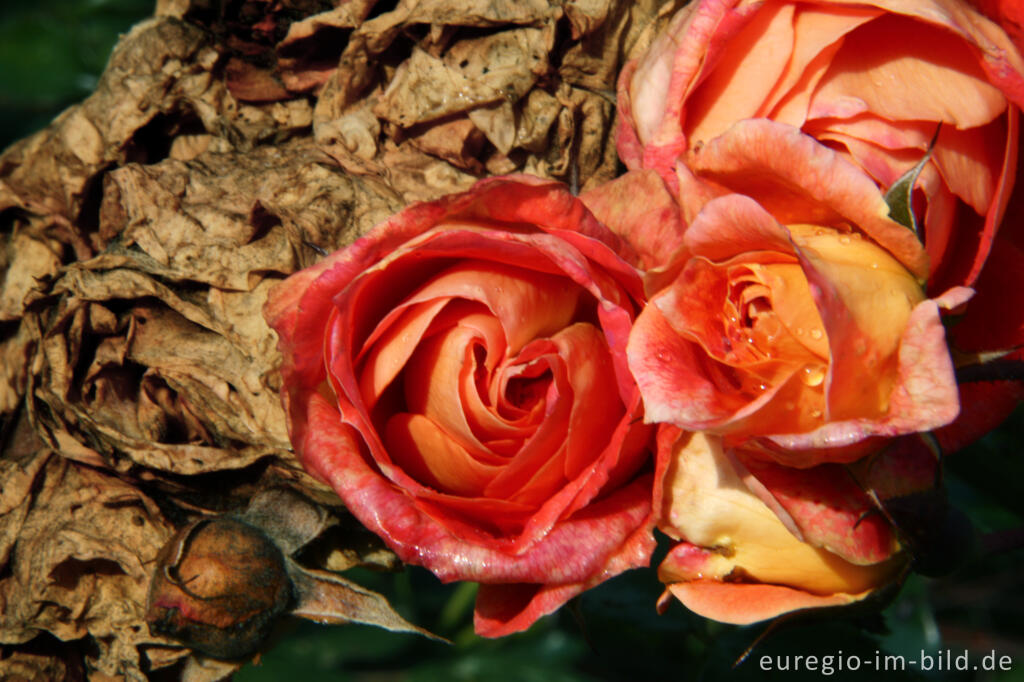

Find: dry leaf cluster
[0,0,675,678]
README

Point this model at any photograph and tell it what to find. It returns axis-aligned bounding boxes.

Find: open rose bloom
[619,0,1024,291]
[258,0,1024,640]
[264,176,654,637]
[626,121,970,466]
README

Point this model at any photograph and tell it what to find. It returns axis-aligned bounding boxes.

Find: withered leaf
[0,0,677,676]
[314,0,671,201]
[288,562,445,642]
[0,452,180,680]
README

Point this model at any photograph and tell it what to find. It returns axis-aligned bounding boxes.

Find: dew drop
[809,328,824,340]
[871,262,879,269]
[801,365,826,387]
[838,235,851,245]
[811,409,823,419]
[795,327,804,336]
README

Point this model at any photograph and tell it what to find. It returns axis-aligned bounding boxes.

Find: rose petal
[385,412,501,497]
[688,120,930,279]
[358,297,451,409]
[737,455,898,565]
[686,2,797,147]
[474,511,656,637]
[657,432,899,594]
[580,169,685,269]
[763,4,882,127]
[809,14,1007,129]
[662,580,872,626]
[789,224,925,423]
[933,108,1019,289]
[765,286,971,457]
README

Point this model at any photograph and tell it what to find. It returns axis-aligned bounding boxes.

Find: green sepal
[884,124,941,234]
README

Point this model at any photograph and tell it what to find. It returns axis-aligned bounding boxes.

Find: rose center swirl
[352,259,621,500]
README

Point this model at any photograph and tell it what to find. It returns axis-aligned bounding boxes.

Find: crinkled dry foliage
[0,0,676,678]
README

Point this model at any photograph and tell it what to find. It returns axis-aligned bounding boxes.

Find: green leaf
[884,125,941,234]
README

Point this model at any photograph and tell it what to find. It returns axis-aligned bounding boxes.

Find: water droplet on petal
[839,235,851,245]
[811,409,823,419]
[801,365,826,387]
[809,328,824,340]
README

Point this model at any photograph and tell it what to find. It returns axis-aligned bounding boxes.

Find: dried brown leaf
[310,0,671,201]
[0,0,679,675]
[0,645,85,682]
[1,321,34,418]
[0,19,216,255]
[288,562,444,641]
[0,454,180,679]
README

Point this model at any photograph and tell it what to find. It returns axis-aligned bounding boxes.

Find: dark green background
[2,2,1022,679]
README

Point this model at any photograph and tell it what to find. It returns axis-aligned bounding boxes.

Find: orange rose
[654,427,936,623]
[264,176,654,637]
[618,0,1024,293]
[624,121,969,465]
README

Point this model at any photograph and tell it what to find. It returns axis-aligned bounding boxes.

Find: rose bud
[146,489,439,659]
[653,428,943,624]
[146,517,293,660]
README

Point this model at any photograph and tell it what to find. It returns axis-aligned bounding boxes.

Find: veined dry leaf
[314,0,672,201]
[0,449,180,680]
[0,19,217,258]
[0,0,675,675]
[1,321,35,418]
[25,138,400,485]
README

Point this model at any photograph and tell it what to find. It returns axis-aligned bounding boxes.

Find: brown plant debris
[0,0,675,677]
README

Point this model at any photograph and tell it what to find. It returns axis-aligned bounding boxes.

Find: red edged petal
[933,108,1019,290]
[688,119,930,279]
[685,2,797,147]
[628,301,748,428]
[765,287,970,459]
[810,13,1007,129]
[736,455,898,565]
[310,382,653,583]
[682,192,794,260]
[862,0,1024,108]
[852,436,938,500]
[474,508,655,637]
[949,235,1024,351]
[579,169,685,269]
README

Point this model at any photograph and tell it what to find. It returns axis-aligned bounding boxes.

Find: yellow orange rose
[654,428,932,624]
[619,0,1024,292]
[623,120,969,465]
